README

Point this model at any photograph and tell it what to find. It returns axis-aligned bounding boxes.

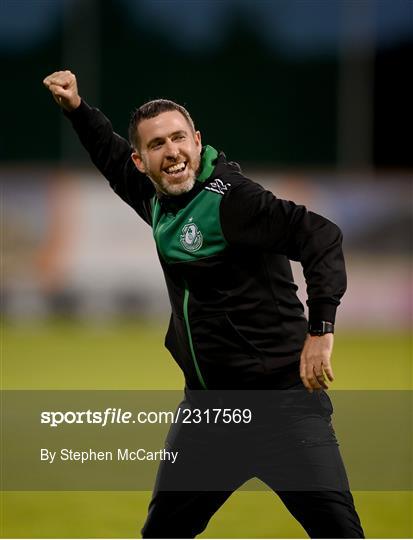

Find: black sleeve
[65,100,155,225]
[220,177,347,324]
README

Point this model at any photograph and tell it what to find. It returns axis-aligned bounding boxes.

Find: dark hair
[128,99,195,151]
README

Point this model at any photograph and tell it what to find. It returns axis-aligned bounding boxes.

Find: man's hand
[43,70,81,112]
[300,333,334,392]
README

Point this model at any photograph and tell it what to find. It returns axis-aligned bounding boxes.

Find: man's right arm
[43,70,155,225]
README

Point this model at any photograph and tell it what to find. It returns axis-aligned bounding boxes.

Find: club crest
[180,220,203,252]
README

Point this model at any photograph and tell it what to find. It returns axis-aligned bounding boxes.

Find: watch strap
[308,320,335,336]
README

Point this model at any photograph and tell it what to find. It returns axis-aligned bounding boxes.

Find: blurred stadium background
[1,0,412,538]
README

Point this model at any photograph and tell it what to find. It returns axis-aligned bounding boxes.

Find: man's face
[131,111,202,196]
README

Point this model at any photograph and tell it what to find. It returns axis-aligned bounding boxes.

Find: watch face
[309,330,323,336]
[309,322,334,335]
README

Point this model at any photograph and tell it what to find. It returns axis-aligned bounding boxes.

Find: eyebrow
[147,130,188,148]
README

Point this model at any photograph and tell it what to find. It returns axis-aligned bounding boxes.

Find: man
[43,70,364,538]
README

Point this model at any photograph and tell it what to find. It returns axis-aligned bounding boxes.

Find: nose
[164,139,179,160]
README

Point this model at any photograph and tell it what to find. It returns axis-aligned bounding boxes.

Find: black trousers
[141,386,364,538]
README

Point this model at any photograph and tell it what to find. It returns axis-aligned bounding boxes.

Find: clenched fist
[43,70,81,112]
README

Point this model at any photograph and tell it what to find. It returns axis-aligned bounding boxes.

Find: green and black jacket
[67,101,347,390]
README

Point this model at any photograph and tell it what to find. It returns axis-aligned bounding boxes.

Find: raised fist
[43,70,81,112]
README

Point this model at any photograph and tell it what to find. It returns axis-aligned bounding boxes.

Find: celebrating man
[43,70,364,538]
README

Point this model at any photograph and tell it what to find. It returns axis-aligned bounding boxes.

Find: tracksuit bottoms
[141,385,364,538]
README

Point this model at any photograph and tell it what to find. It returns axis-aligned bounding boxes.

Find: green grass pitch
[1,321,412,538]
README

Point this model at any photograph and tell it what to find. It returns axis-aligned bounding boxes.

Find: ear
[194,130,202,149]
[131,151,146,174]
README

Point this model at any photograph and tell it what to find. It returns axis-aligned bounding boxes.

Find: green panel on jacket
[152,189,228,264]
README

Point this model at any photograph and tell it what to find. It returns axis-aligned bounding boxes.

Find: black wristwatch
[308,321,335,336]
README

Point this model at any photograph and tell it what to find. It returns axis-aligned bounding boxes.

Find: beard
[146,156,201,197]
[155,172,196,196]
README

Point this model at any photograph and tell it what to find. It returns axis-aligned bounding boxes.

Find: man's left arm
[220,177,346,392]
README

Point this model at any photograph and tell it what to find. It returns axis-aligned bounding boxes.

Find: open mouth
[163,162,187,177]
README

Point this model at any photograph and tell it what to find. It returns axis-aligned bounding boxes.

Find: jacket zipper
[183,281,207,389]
